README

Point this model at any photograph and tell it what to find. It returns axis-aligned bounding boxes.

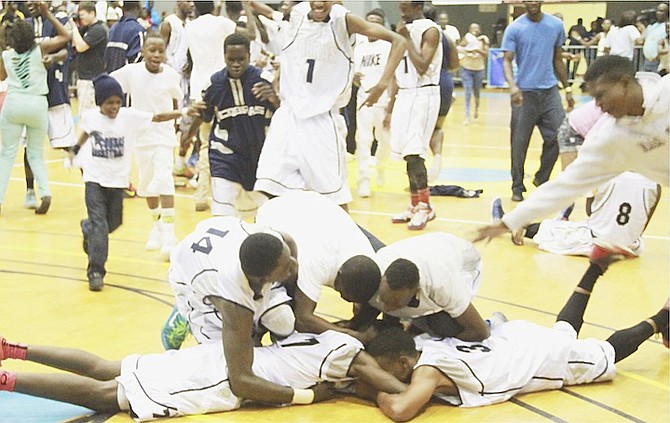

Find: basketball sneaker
[486,311,508,330]
[145,221,162,251]
[24,189,37,209]
[661,298,669,349]
[161,307,190,350]
[408,202,435,231]
[392,205,415,224]
[160,235,177,261]
[556,203,575,221]
[589,239,638,272]
[88,272,104,292]
[491,197,505,222]
[358,179,371,198]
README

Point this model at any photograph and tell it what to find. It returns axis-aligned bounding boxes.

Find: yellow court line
[617,369,670,391]
[0,244,169,267]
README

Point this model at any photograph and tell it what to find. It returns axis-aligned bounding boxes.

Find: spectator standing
[641,3,669,72]
[104,0,146,73]
[501,1,573,202]
[437,11,459,43]
[460,23,489,125]
[604,11,640,61]
[70,1,108,116]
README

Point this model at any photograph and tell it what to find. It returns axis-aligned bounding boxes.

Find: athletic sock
[417,187,431,207]
[161,208,176,238]
[650,307,669,334]
[606,321,655,363]
[0,370,16,391]
[555,264,603,334]
[1,338,27,361]
[524,223,540,239]
[577,263,602,293]
[149,207,161,222]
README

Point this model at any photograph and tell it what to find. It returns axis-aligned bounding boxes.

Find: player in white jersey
[253,1,407,207]
[255,192,379,341]
[367,257,669,420]
[165,216,324,406]
[388,1,443,230]
[353,9,392,198]
[496,172,661,256]
[0,330,408,421]
[337,233,489,342]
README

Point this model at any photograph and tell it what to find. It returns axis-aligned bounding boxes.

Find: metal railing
[561,45,646,85]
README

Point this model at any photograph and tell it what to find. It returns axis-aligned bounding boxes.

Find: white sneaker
[358,180,371,198]
[463,118,470,126]
[392,205,415,223]
[376,169,386,187]
[161,236,177,261]
[408,202,435,230]
[145,222,162,251]
[24,189,38,209]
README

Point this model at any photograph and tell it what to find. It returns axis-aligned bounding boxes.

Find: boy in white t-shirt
[111,33,184,259]
[71,75,189,291]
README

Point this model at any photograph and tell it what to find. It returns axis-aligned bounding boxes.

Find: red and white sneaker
[392,205,415,224]
[408,202,435,231]
[589,239,638,272]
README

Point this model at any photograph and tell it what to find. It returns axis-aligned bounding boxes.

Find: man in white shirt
[438,11,460,43]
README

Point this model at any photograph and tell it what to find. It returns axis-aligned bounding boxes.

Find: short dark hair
[78,1,97,14]
[384,259,420,291]
[224,32,250,52]
[584,55,636,85]
[225,0,243,15]
[239,233,284,278]
[619,10,637,27]
[10,20,36,54]
[122,0,141,12]
[366,8,385,22]
[367,328,417,358]
[194,0,214,17]
[423,4,436,22]
[338,255,381,303]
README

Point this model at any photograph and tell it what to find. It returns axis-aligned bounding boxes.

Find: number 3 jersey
[415,320,616,408]
[167,216,284,343]
[279,2,354,118]
[117,331,363,421]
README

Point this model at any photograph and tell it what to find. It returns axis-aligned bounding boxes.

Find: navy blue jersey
[29,15,72,107]
[202,66,275,191]
[439,32,454,116]
[105,16,145,73]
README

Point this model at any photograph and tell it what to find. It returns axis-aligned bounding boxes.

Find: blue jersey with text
[29,15,72,107]
[202,66,275,191]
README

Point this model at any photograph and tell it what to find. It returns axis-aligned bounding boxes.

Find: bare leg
[26,344,121,381]
[15,373,120,412]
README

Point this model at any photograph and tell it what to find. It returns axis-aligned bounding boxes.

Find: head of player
[399,1,425,24]
[583,55,641,119]
[224,32,250,79]
[239,233,298,291]
[334,255,381,303]
[143,32,167,74]
[366,327,420,383]
[378,259,420,312]
[308,1,333,23]
[176,0,195,18]
[25,1,44,18]
[365,9,385,42]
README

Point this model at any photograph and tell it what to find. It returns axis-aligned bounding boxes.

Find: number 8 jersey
[278,2,354,119]
[168,216,284,343]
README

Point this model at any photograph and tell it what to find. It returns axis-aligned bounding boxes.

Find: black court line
[560,388,646,422]
[0,258,168,283]
[0,269,174,307]
[63,412,115,423]
[509,398,568,422]
[0,227,146,246]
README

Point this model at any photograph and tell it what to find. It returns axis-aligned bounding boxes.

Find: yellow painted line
[0,244,169,267]
[617,369,670,391]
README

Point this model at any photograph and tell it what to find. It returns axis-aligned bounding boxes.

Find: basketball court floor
[0,88,667,422]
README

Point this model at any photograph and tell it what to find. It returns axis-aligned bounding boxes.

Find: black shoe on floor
[35,196,51,214]
[511,192,524,202]
[88,272,104,292]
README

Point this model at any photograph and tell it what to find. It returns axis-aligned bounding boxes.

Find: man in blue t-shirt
[501,1,574,202]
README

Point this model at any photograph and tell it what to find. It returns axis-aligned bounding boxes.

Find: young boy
[111,32,183,259]
[72,75,190,291]
[182,33,279,218]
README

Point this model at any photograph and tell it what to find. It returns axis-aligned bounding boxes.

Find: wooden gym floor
[0,88,668,423]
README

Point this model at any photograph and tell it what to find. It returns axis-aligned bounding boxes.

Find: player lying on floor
[0,330,405,421]
[364,245,669,421]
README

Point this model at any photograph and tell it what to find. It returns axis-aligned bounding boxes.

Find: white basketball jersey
[368,233,481,319]
[255,192,374,303]
[117,331,362,421]
[279,2,354,118]
[395,19,442,89]
[164,14,190,76]
[417,321,577,407]
[588,172,659,252]
[168,216,282,343]
[354,36,392,107]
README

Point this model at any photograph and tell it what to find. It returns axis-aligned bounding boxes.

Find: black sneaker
[88,273,104,292]
[511,192,524,202]
[491,197,505,222]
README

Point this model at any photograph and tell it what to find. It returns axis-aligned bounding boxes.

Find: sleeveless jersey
[164,13,190,77]
[354,36,391,107]
[202,66,276,191]
[279,2,354,118]
[255,192,374,303]
[588,171,659,252]
[29,15,71,107]
[416,320,613,407]
[395,18,442,89]
[368,233,481,319]
[168,216,283,342]
[117,331,362,421]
